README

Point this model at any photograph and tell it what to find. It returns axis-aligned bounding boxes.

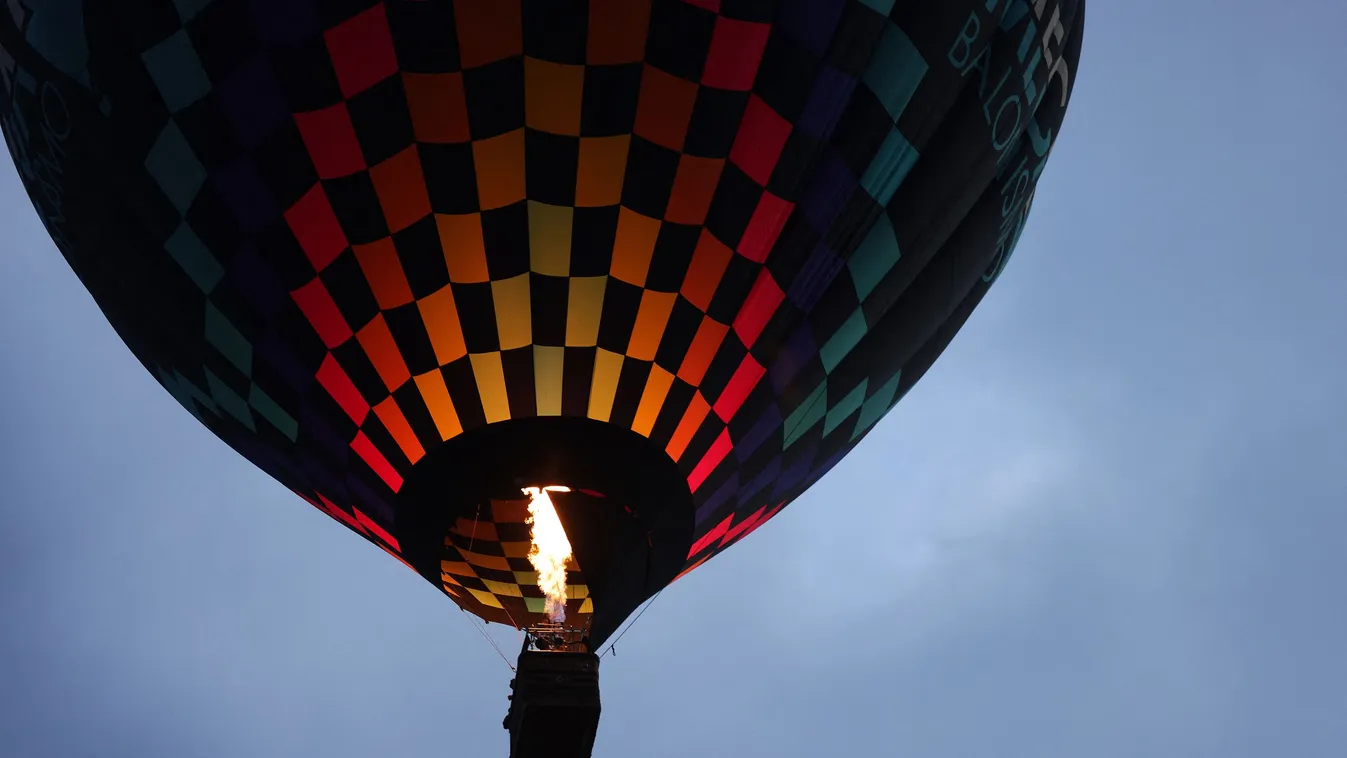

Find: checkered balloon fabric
[0,0,1085,632]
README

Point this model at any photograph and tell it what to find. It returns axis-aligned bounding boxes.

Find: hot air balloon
[1,0,1084,754]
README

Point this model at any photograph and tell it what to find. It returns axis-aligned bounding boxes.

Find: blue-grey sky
[3,1,1345,756]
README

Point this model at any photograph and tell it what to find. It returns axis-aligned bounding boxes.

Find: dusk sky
[3,1,1346,756]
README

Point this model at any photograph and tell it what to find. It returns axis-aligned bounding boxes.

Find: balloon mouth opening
[392,416,695,647]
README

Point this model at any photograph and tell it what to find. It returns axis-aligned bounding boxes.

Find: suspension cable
[461,608,515,672]
[599,588,665,658]
[468,503,481,553]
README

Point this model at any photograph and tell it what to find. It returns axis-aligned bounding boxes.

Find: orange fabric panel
[472,129,526,210]
[437,214,490,283]
[373,396,426,463]
[414,370,463,440]
[353,237,414,309]
[450,516,500,542]
[677,316,728,386]
[681,230,732,311]
[575,135,630,207]
[632,365,675,437]
[665,155,724,225]
[587,0,651,64]
[441,560,476,578]
[403,72,470,143]
[633,65,697,151]
[417,286,468,364]
[369,146,431,233]
[627,290,677,361]
[357,314,412,391]
[491,499,529,523]
[454,0,521,69]
[525,58,584,136]
[666,392,711,462]
[611,207,660,287]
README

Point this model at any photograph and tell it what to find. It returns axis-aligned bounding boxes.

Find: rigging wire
[599,588,665,658]
[461,608,516,672]
[468,503,481,553]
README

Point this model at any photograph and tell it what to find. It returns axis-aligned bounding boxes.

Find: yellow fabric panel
[587,348,624,422]
[469,352,512,423]
[481,579,524,598]
[528,201,573,276]
[534,346,564,416]
[459,548,512,572]
[492,273,532,350]
[469,589,505,609]
[565,276,606,346]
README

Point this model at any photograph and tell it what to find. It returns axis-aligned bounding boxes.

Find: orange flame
[522,486,573,623]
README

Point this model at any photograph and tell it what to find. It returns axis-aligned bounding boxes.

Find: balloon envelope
[0,0,1084,644]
